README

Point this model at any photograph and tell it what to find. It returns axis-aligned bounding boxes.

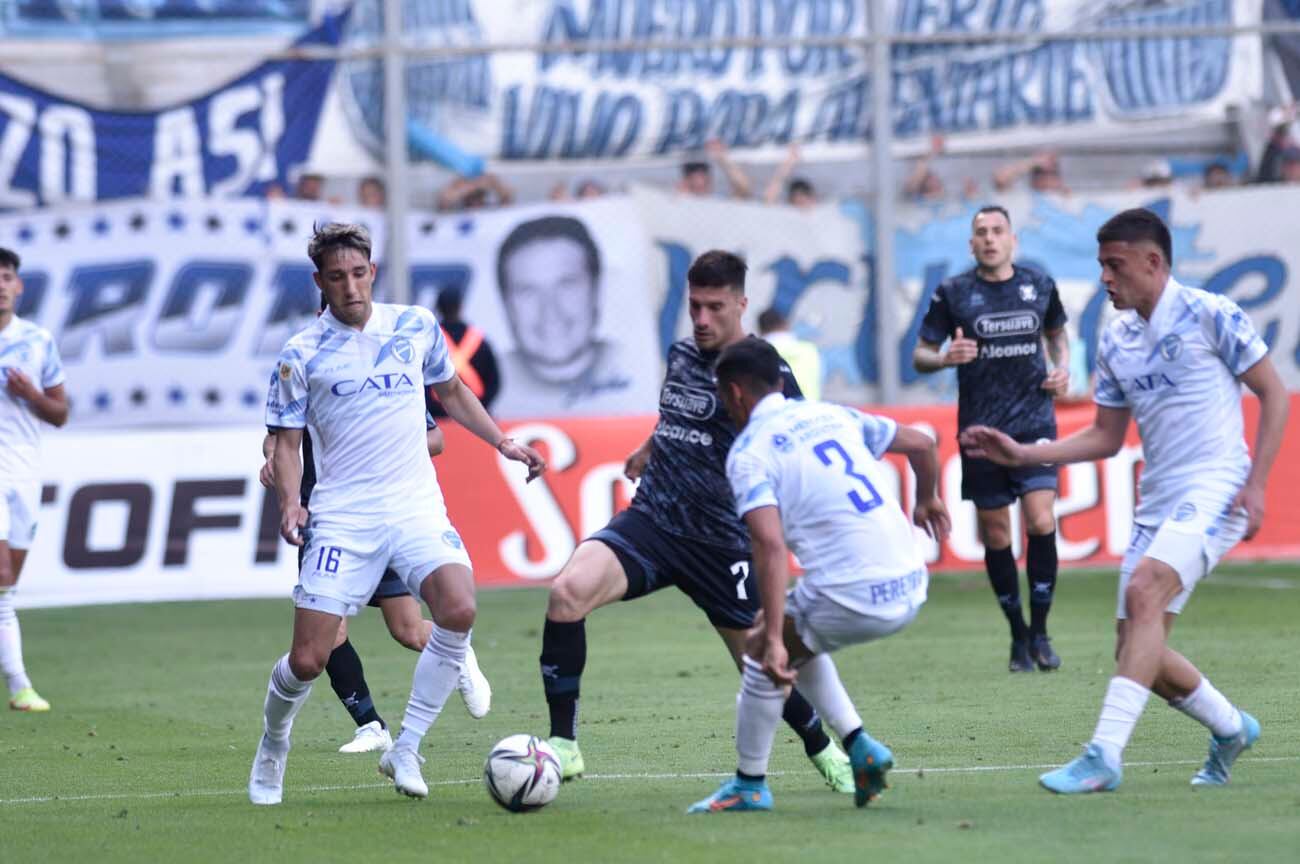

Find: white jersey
[0,316,65,482]
[266,303,454,521]
[726,394,926,613]
[1094,279,1267,524]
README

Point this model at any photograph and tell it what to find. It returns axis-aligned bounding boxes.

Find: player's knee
[547,572,594,622]
[1124,570,1164,621]
[976,521,1011,549]
[1025,512,1056,536]
[392,621,427,652]
[433,595,476,632]
[288,645,328,681]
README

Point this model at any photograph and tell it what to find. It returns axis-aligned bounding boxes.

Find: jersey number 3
[814,439,883,514]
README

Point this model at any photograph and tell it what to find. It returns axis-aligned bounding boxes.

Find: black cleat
[1009,640,1034,673]
[1030,634,1061,671]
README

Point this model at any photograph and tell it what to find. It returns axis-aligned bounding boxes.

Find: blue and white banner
[0,12,341,210]
[323,0,1261,166]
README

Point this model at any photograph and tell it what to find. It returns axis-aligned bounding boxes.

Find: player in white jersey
[249,224,545,805]
[962,209,1289,794]
[0,247,68,714]
[689,339,950,812]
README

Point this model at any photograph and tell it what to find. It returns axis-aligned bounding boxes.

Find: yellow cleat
[9,687,50,712]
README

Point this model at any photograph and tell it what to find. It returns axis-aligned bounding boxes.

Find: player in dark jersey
[913,205,1071,673]
[538,250,854,793]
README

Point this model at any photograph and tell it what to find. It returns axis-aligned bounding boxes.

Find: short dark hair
[1096,208,1172,266]
[0,246,19,271]
[497,215,600,295]
[757,307,787,334]
[307,222,372,270]
[682,161,710,177]
[716,338,783,397]
[973,204,1011,229]
[787,178,814,198]
[687,250,747,293]
[435,286,464,321]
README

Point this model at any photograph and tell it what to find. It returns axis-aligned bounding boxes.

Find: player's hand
[913,497,952,541]
[624,445,651,481]
[499,437,547,483]
[280,503,308,546]
[760,638,796,687]
[1041,367,1070,399]
[944,327,978,366]
[1231,481,1267,540]
[959,425,1025,466]
[259,457,276,490]
[5,368,39,401]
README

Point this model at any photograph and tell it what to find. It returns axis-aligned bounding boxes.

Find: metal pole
[869,0,899,405]
[382,0,411,306]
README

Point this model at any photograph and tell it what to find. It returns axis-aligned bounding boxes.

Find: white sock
[1090,676,1151,768]
[1169,677,1243,739]
[263,654,312,746]
[0,587,32,695]
[735,657,784,777]
[793,653,862,740]
[395,624,468,751]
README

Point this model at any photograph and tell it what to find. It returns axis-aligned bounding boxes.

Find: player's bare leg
[380,593,490,718]
[1020,489,1061,670]
[380,564,476,798]
[250,608,342,804]
[1,545,46,712]
[976,506,1032,671]
[538,540,630,779]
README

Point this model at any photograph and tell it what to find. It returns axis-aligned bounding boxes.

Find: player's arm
[5,372,68,427]
[1234,356,1289,539]
[431,374,545,481]
[624,433,655,480]
[427,424,445,457]
[1041,327,1070,397]
[961,404,1130,467]
[913,333,976,373]
[259,432,277,490]
[886,426,951,541]
[272,427,307,546]
[742,505,795,686]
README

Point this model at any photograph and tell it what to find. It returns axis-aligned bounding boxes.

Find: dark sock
[843,727,863,751]
[325,639,383,728]
[737,770,765,783]
[540,618,586,740]
[1027,532,1058,637]
[985,545,1028,642]
[783,689,832,757]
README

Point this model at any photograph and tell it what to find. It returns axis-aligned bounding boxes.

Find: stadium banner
[0,11,341,211]
[316,0,1260,168]
[17,396,1300,609]
[0,195,658,426]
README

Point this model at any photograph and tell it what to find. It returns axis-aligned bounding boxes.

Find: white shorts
[0,480,39,550]
[1117,485,1248,619]
[294,507,472,617]
[787,570,926,655]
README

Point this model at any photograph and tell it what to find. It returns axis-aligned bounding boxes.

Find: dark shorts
[296,545,412,607]
[590,508,757,630]
[960,448,1059,511]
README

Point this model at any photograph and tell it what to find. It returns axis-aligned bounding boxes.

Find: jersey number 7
[814,439,883,515]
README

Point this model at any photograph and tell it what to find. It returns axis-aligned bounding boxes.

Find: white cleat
[249,734,289,805]
[338,720,393,754]
[458,644,492,719]
[379,745,428,799]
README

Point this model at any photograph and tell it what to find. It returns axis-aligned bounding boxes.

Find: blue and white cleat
[1191,711,1260,787]
[1039,744,1122,794]
[848,734,893,807]
[687,776,773,814]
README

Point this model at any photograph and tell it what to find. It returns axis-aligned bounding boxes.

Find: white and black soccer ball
[483,734,562,812]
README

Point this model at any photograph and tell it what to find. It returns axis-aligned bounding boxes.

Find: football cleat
[379,745,428,798]
[546,736,585,781]
[1039,744,1122,794]
[1030,634,1061,671]
[809,741,854,794]
[1009,640,1035,673]
[848,734,893,808]
[687,776,773,813]
[1192,711,1260,787]
[458,644,491,719]
[8,687,50,712]
[338,720,392,754]
[248,734,289,805]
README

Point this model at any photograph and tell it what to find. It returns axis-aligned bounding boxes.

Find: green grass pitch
[5,564,1298,863]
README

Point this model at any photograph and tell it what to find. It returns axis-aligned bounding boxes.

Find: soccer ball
[483,734,562,812]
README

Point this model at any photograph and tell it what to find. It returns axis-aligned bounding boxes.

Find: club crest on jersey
[442,530,464,549]
[279,363,292,381]
[1019,283,1037,302]
[391,336,414,364]
[1158,334,1183,362]
[771,433,793,453]
[1173,502,1197,522]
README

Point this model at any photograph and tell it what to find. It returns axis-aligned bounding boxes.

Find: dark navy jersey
[630,336,802,553]
[919,265,1066,438]
[296,389,441,504]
